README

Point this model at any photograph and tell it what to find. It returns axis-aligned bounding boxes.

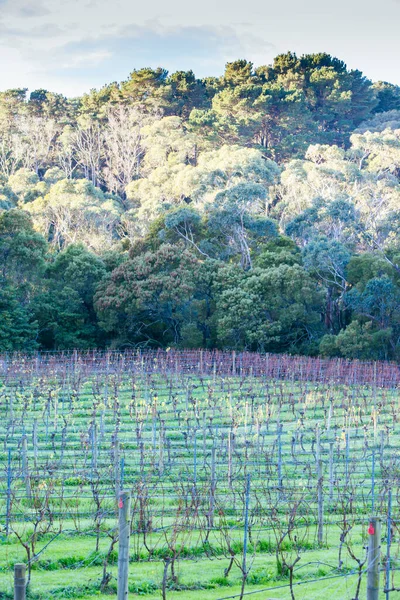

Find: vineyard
[1,350,400,599]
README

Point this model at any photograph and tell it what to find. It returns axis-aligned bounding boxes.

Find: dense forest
[1,52,400,358]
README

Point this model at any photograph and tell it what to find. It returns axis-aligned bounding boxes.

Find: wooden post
[152,416,157,458]
[367,518,381,600]
[159,421,164,474]
[315,424,321,462]
[21,436,31,499]
[14,563,26,600]
[329,442,334,502]
[193,433,197,497]
[227,430,233,488]
[371,450,376,515]
[345,430,350,484]
[208,444,216,529]
[277,423,283,493]
[117,491,131,600]
[317,459,324,545]
[327,400,333,431]
[6,448,12,537]
[32,420,38,469]
[91,423,98,474]
[241,474,251,582]
[203,412,207,467]
[385,491,392,600]
[114,439,120,502]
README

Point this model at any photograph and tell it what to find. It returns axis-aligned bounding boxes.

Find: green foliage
[35,245,107,349]
[0,209,47,289]
[95,244,200,346]
[0,285,38,351]
[0,52,399,358]
[214,260,323,352]
[320,321,392,360]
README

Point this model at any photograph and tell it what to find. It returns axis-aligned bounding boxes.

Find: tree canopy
[1,52,400,358]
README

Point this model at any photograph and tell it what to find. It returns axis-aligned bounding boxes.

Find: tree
[0,209,46,349]
[271,52,377,141]
[28,89,69,121]
[0,209,46,290]
[355,110,400,134]
[17,114,58,175]
[78,83,121,121]
[24,178,123,251]
[95,243,199,346]
[102,105,145,196]
[372,82,400,113]
[319,321,392,360]
[35,244,107,349]
[0,285,38,351]
[126,144,279,234]
[0,88,28,131]
[302,237,352,332]
[214,260,323,352]
[120,67,170,112]
[320,254,400,359]
[0,174,16,209]
[166,70,208,117]
[8,168,47,204]
[71,120,103,186]
[207,185,278,268]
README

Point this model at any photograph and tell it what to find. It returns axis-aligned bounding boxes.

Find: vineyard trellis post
[6,448,12,537]
[208,442,216,529]
[14,563,26,600]
[228,429,233,488]
[367,517,381,600]
[159,420,164,473]
[371,450,376,515]
[240,473,251,599]
[117,491,131,600]
[114,439,120,502]
[317,459,324,545]
[21,435,31,499]
[277,423,283,494]
[385,490,392,600]
[329,442,334,502]
[193,433,197,498]
[90,423,97,474]
[32,419,38,468]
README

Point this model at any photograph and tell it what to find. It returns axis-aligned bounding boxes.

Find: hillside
[1,53,400,358]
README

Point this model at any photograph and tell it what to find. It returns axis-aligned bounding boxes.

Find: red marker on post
[368,523,375,535]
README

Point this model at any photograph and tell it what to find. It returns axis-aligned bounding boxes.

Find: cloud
[0,11,276,95]
[60,50,113,69]
[17,4,51,17]
[42,22,274,84]
[0,22,66,47]
[0,0,51,16]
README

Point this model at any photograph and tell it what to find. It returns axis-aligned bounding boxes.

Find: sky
[0,0,399,97]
